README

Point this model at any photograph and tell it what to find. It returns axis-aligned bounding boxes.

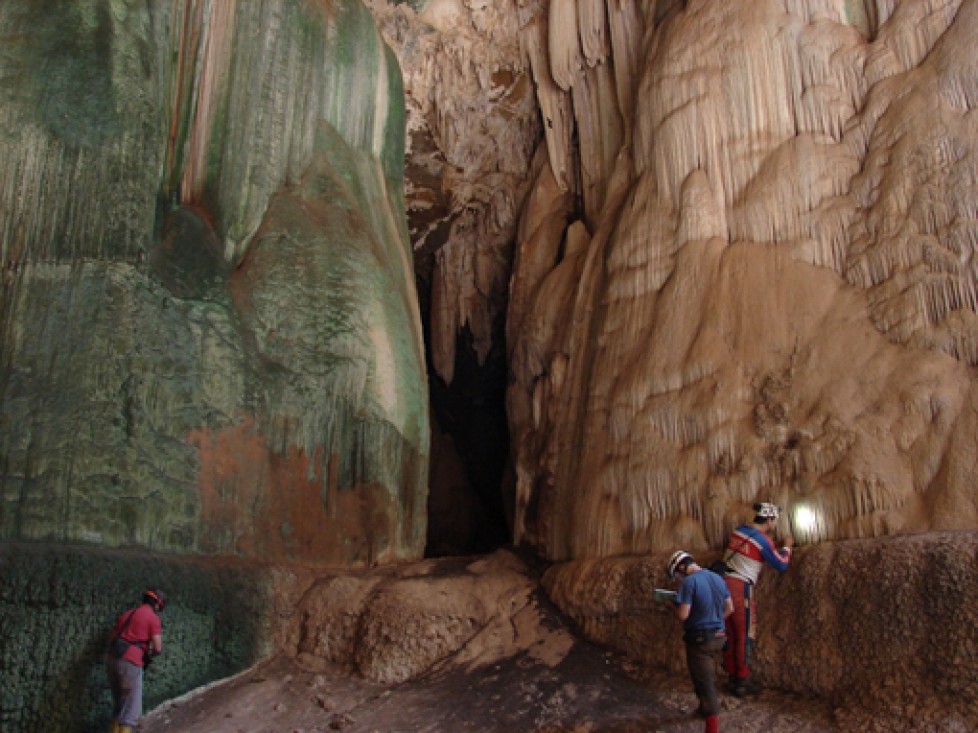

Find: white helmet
[667,550,693,579]
[755,502,780,519]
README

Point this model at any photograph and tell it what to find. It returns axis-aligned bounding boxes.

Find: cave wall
[543,530,978,731]
[0,2,428,729]
[508,0,978,560]
[0,0,429,566]
[0,542,310,733]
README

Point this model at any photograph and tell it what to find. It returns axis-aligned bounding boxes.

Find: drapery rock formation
[0,0,428,566]
[507,0,978,560]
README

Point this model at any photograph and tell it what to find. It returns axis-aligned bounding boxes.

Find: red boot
[705,714,719,733]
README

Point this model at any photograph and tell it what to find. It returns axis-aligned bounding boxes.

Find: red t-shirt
[114,603,162,667]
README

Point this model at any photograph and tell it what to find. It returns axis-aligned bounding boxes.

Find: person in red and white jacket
[720,503,792,697]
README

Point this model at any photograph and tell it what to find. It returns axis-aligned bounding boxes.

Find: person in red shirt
[106,588,166,733]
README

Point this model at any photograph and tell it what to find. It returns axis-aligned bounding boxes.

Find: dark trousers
[685,633,726,716]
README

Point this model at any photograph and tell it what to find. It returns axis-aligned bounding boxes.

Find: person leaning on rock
[668,550,734,733]
[719,502,792,696]
[106,588,166,733]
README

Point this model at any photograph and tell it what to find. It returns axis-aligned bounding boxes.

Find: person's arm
[723,596,734,619]
[674,576,692,620]
[759,534,791,571]
[149,613,163,655]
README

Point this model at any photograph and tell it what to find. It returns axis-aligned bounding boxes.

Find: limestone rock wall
[508,0,978,560]
[292,549,573,684]
[0,0,429,565]
[542,530,978,732]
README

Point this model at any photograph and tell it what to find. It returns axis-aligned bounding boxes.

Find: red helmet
[144,589,167,609]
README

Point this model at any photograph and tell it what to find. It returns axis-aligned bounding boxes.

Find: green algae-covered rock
[0,542,291,733]
[0,0,428,566]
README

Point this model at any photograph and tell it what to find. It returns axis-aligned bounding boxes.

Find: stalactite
[571,61,624,225]
[549,0,585,90]
[606,0,645,123]
[523,16,577,193]
[577,0,610,67]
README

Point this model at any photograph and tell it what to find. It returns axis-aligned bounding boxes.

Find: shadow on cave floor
[140,639,835,733]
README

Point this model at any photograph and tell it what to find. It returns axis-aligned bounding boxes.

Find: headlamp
[789,501,824,544]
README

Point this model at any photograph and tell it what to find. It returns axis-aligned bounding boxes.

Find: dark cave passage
[412,224,513,557]
[424,322,513,557]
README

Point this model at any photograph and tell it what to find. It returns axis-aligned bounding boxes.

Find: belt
[684,627,726,644]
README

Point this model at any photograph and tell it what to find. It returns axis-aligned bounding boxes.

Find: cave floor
[140,644,836,733]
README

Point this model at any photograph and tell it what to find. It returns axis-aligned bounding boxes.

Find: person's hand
[781,533,794,549]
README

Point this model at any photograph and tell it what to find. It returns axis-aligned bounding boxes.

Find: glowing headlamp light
[790,502,824,543]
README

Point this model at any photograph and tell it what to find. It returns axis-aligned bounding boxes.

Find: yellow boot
[109,722,120,733]
[119,727,133,733]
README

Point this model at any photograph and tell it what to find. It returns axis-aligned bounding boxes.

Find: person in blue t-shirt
[668,550,734,733]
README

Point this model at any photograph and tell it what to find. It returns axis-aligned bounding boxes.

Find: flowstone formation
[0,0,428,566]
[506,0,978,560]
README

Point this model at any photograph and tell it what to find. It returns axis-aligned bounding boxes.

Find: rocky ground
[141,648,837,733]
[139,550,838,733]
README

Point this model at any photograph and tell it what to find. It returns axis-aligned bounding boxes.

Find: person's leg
[744,582,755,671]
[690,637,725,732]
[722,578,748,680]
[106,658,123,727]
[687,637,723,717]
[732,584,761,695]
[116,662,143,730]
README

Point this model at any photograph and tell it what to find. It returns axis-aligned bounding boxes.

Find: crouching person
[668,551,734,733]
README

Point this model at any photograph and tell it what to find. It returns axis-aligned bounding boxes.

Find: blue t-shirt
[676,569,730,632]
